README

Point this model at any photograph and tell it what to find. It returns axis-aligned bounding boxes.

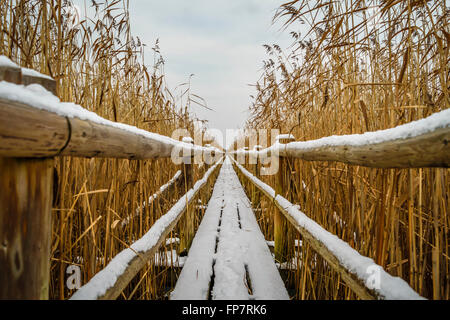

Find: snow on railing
[70,158,223,300]
[231,109,450,168]
[0,57,224,299]
[231,157,424,300]
[0,56,220,159]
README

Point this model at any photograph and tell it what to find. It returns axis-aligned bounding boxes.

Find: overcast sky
[75,0,294,147]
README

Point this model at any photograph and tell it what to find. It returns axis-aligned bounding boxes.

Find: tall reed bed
[241,0,449,299]
[0,0,207,299]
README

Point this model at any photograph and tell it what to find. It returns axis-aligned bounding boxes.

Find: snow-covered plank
[170,168,226,299]
[0,55,55,93]
[216,162,289,299]
[70,159,222,300]
[211,162,250,299]
[232,109,450,168]
[21,67,54,81]
[232,158,424,300]
[0,57,21,84]
[21,67,56,94]
[171,158,289,300]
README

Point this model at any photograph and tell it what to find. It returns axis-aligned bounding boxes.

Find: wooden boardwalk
[171,158,289,300]
[0,59,446,299]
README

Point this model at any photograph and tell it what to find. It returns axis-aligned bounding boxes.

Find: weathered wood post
[0,158,54,299]
[243,147,249,167]
[254,145,262,179]
[0,60,56,299]
[179,137,194,255]
[274,134,295,263]
[251,145,262,207]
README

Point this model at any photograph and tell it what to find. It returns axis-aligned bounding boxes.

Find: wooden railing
[231,158,423,300]
[0,91,208,160]
[70,159,222,300]
[230,113,450,168]
[120,170,183,229]
[228,115,449,300]
[0,58,221,299]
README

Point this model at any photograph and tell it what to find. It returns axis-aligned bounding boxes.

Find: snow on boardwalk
[171,158,289,300]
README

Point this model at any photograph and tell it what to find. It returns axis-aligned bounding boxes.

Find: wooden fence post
[0,63,56,299]
[243,147,249,166]
[179,137,194,255]
[0,158,54,299]
[251,146,262,207]
[274,135,295,263]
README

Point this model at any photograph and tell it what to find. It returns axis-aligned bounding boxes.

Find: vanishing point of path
[171,157,289,300]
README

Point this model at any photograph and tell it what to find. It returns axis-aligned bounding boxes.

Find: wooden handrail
[0,59,221,299]
[70,158,223,300]
[231,158,424,300]
[230,110,450,168]
[0,97,213,159]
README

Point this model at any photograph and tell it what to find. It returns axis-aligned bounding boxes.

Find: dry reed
[238,0,449,300]
[0,0,213,299]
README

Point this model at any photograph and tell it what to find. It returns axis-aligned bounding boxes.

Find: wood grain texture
[0,158,53,299]
[0,63,56,93]
[62,117,174,159]
[0,99,69,158]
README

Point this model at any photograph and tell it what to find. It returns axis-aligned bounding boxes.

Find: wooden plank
[171,167,225,300]
[0,57,55,92]
[212,160,288,299]
[99,162,221,300]
[0,67,211,159]
[172,158,289,300]
[0,65,56,299]
[0,158,53,299]
[0,64,21,84]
